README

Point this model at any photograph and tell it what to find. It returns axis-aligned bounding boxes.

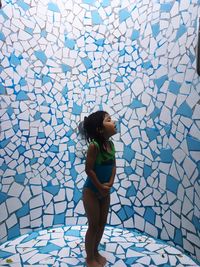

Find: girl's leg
[83,188,102,267]
[94,194,110,266]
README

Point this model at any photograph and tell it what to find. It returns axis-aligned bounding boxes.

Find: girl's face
[102,113,117,138]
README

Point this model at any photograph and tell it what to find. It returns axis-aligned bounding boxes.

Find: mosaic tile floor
[0,225,199,267]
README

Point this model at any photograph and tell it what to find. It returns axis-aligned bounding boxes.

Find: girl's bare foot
[86,259,102,267]
[95,252,107,266]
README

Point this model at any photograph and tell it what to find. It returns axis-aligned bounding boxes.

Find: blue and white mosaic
[0,0,200,263]
[0,225,199,266]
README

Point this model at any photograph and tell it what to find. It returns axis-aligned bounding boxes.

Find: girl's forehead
[104,113,110,119]
[104,114,111,120]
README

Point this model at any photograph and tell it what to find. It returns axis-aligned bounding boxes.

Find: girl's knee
[98,222,106,231]
[88,224,99,233]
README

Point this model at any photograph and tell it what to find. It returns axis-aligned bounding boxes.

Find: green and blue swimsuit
[84,140,115,193]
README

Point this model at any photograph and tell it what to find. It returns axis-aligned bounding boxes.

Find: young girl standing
[82,111,117,267]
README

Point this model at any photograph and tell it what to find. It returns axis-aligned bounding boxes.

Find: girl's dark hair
[83,110,108,151]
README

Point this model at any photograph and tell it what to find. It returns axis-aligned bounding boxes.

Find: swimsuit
[84,140,115,193]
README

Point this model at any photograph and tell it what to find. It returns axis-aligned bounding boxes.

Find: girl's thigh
[83,188,100,227]
[99,194,110,226]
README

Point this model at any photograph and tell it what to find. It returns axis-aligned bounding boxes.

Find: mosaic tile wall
[0,0,200,262]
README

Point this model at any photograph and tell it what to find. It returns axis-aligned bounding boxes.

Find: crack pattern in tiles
[0,226,199,267]
[0,0,200,264]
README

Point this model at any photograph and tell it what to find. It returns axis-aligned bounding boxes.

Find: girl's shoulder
[89,140,100,151]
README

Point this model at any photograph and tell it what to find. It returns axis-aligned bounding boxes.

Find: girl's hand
[103,182,113,188]
[98,184,110,197]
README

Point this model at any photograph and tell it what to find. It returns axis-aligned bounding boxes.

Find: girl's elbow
[85,167,92,176]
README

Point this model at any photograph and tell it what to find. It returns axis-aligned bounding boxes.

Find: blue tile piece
[176,102,193,118]
[0,163,7,171]
[123,146,135,163]
[155,75,168,90]
[15,173,26,184]
[83,0,96,4]
[146,127,159,141]
[166,175,179,194]
[124,205,134,218]
[8,224,20,240]
[30,158,38,165]
[25,27,33,35]
[41,30,47,37]
[118,208,127,221]
[38,132,46,138]
[0,84,6,94]
[130,99,145,109]
[16,0,30,11]
[127,185,136,197]
[0,192,7,204]
[73,186,81,203]
[131,29,140,40]
[64,37,75,49]
[66,229,80,237]
[115,76,123,82]
[119,8,131,22]
[144,207,156,225]
[41,75,51,85]
[101,0,110,7]
[186,136,200,151]
[48,2,60,12]
[0,32,5,41]
[61,64,71,72]
[22,232,39,243]
[192,215,200,231]
[0,9,9,20]
[119,48,125,56]
[151,23,160,37]
[176,25,187,40]
[0,251,13,258]
[44,185,60,196]
[44,156,52,166]
[81,57,92,69]
[124,166,133,175]
[18,145,26,154]
[34,50,47,64]
[54,213,65,224]
[62,86,68,97]
[160,149,173,163]
[95,38,105,46]
[40,243,62,253]
[19,78,27,86]
[161,3,173,12]
[16,91,29,101]
[72,103,82,115]
[169,80,181,95]
[144,164,152,178]
[16,203,29,217]
[49,145,59,153]
[7,106,14,116]
[174,228,183,246]
[150,107,160,120]
[13,124,19,132]
[10,53,21,67]
[34,111,41,120]
[142,60,152,69]
[0,138,11,148]
[91,10,103,25]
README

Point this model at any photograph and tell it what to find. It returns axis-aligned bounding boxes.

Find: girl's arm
[85,143,110,194]
[104,159,116,187]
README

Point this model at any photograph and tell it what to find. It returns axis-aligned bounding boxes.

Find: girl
[82,111,117,267]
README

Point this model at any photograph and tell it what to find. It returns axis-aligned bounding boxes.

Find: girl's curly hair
[83,110,108,151]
